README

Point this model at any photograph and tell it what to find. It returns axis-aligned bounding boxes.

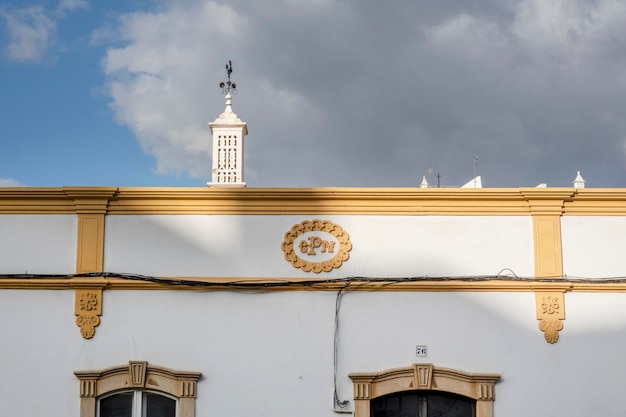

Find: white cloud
[0,178,24,187]
[100,1,257,178]
[98,0,626,187]
[0,0,88,63]
[0,6,55,62]
[56,0,88,17]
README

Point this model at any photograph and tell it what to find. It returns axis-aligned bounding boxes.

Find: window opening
[349,364,499,417]
[75,361,201,417]
[372,391,474,417]
[98,391,176,417]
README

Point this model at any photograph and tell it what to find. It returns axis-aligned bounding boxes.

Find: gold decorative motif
[541,296,559,314]
[538,319,564,343]
[76,314,100,339]
[80,292,98,311]
[535,291,565,344]
[281,220,352,273]
[75,289,102,339]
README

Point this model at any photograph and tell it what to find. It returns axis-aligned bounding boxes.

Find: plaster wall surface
[2,290,626,417]
[103,215,534,278]
[0,215,76,274]
[561,216,626,278]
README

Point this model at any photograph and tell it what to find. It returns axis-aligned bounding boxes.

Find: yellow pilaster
[64,187,117,273]
[522,190,574,278]
[64,187,117,339]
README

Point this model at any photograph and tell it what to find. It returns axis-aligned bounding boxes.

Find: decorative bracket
[75,288,102,339]
[535,291,565,343]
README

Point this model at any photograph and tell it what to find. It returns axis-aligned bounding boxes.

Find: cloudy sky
[1,0,625,188]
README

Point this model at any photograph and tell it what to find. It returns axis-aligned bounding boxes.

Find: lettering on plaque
[281,220,351,273]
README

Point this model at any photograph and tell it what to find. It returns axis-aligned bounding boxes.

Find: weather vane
[219,60,237,95]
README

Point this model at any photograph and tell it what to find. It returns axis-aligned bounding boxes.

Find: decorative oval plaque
[281,220,352,273]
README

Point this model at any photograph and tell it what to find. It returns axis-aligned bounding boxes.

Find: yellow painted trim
[525,194,568,278]
[76,214,105,273]
[563,189,626,215]
[66,188,115,340]
[0,187,626,216]
[106,187,537,215]
[0,186,563,215]
[0,188,76,213]
[1,186,626,215]
[533,216,563,278]
[69,187,113,274]
[2,276,626,292]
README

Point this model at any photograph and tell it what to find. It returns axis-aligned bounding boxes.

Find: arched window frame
[75,361,201,417]
[349,363,500,417]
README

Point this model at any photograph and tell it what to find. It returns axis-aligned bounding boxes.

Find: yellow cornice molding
[0,187,546,215]
[0,187,76,213]
[1,186,626,215]
[63,186,118,214]
[563,188,626,215]
[106,187,536,215]
[520,188,575,216]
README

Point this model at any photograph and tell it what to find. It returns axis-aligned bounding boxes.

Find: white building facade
[1,185,626,416]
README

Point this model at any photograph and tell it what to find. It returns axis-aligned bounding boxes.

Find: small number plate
[416,345,428,357]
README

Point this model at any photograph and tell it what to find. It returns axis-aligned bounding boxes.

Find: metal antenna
[428,168,442,188]
[473,155,478,187]
[473,155,478,179]
[219,60,238,95]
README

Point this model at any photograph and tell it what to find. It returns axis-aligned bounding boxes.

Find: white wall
[0,215,76,274]
[562,217,626,278]
[103,215,534,278]
[2,290,626,417]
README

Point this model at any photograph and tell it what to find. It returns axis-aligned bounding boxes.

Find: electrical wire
[4,269,626,414]
[4,271,626,287]
[333,282,351,411]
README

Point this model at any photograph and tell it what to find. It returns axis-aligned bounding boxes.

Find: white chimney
[208,62,249,188]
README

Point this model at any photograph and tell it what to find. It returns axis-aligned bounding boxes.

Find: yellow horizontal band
[1,276,625,292]
[2,186,625,215]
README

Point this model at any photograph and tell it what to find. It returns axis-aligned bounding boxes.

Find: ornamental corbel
[535,291,565,344]
[75,288,102,339]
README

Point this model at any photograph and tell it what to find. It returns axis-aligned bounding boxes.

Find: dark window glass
[100,393,133,417]
[145,393,176,417]
[426,393,473,417]
[372,392,473,417]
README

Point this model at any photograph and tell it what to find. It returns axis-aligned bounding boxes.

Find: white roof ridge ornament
[573,171,585,188]
[419,176,429,188]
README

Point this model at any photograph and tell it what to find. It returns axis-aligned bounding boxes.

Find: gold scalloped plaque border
[281,220,352,273]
